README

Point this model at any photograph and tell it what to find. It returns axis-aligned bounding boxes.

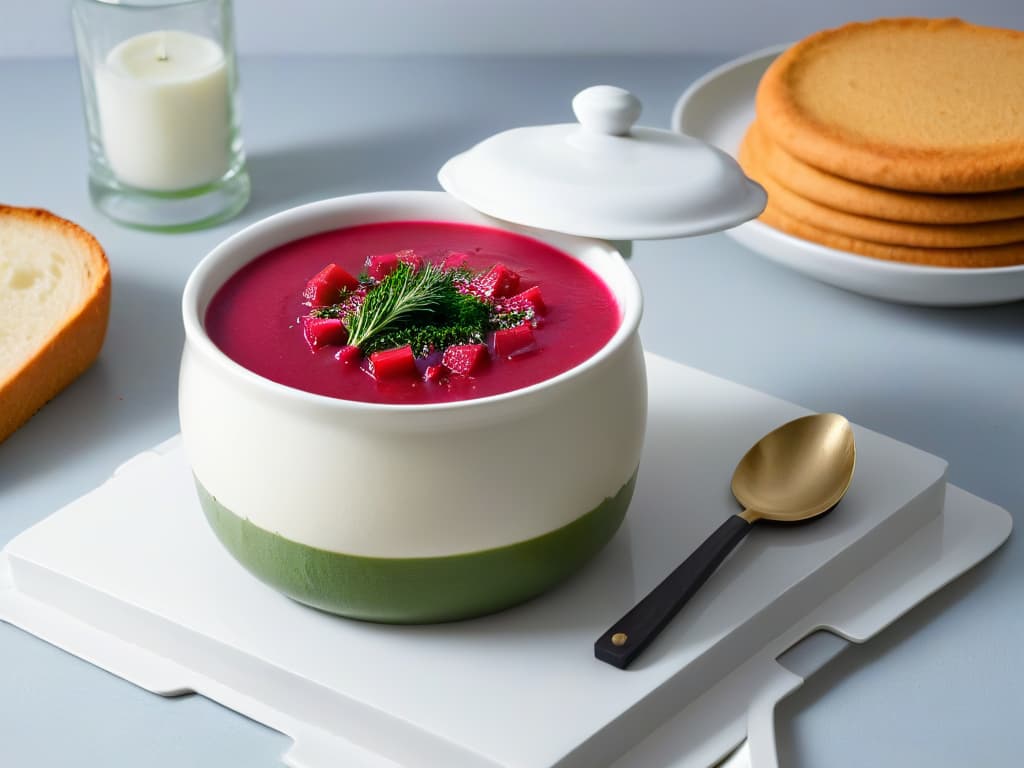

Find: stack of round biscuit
[739,17,1024,268]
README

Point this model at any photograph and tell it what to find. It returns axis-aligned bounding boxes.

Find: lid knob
[572,86,642,136]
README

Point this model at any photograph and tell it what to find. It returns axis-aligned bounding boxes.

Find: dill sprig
[344,263,450,350]
[345,262,494,353]
[306,260,535,357]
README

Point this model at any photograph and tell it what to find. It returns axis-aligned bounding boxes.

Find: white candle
[95,30,232,192]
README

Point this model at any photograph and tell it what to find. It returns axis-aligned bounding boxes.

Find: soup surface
[205,221,620,404]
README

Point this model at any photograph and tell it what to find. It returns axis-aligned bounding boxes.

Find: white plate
[672,46,1024,307]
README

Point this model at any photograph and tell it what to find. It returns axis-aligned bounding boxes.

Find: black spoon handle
[595,514,753,669]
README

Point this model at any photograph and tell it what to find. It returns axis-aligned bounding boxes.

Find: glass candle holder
[72,0,249,232]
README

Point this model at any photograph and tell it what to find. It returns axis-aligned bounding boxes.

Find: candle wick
[157,36,168,62]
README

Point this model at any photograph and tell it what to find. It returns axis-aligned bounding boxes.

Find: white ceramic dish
[178,85,768,624]
[672,46,1024,307]
[179,190,646,623]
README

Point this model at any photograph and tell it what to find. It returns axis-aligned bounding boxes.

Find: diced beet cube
[423,364,445,383]
[508,285,546,315]
[369,345,418,379]
[303,263,359,307]
[442,343,489,376]
[366,250,421,281]
[474,264,521,298]
[365,252,399,281]
[441,251,471,271]
[396,249,423,272]
[334,345,362,365]
[493,322,536,357]
[302,316,348,351]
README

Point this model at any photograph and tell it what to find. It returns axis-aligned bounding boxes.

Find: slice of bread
[0,206,110,443]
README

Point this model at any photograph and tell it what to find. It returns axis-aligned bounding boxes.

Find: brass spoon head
[732,413,856,524]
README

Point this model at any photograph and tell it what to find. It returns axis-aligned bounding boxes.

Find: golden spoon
[595,413,856,669]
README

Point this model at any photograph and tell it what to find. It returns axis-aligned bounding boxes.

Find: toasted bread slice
[756,18,1024,193]
[0,206,110,442]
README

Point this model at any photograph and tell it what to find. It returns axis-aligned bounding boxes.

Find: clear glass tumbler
[72,0,249,231]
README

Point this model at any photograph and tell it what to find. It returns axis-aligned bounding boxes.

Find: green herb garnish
[309,289,360,319]
[344,263,450,350]
[364,323,485,356]
[309,260,533,357]
[309,305,342,319]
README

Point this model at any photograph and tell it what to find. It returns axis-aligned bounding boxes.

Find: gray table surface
[0,54,1020,767]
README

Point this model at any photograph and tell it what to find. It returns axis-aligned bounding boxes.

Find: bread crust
[0,206,111,442]
[757,18,1024,193]
[746,121,1024,224]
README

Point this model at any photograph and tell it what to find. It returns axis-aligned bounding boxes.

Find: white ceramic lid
[438,85,766,241]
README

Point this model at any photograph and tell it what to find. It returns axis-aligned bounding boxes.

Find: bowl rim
[181,190,644,414]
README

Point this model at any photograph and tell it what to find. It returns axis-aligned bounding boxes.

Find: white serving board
[0,354,1010,767]
[671,46,1024,307]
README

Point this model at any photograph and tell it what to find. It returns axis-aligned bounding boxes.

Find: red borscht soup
[205,221,619,405]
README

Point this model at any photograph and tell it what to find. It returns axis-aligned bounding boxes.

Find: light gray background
[3,0,1023,57]
[1,3,1023,768]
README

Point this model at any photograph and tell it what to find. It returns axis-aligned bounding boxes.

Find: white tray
[671,46,1024,307]
[0,354,1010,767]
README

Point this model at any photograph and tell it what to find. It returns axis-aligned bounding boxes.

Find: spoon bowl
[596,412,857,669]
[733,413,856,523]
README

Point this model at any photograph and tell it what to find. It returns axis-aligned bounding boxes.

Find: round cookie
[739,126,1024,248]
[738,132,1024,267]
[756,18,1024,193]
[757,206,1024,268]
[745,158,1024,248]
[746,121,1024,224]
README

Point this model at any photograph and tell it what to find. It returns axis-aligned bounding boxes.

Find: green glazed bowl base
[196,471,637,624]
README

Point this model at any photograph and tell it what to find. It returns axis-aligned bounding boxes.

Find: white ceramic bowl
[179,191,646,623]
